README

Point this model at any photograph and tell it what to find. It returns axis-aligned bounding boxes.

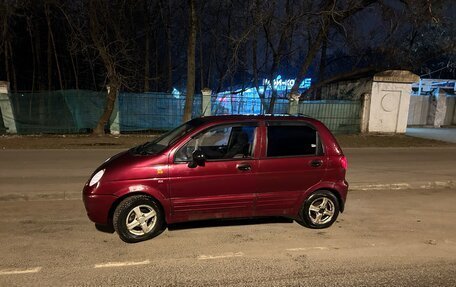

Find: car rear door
[255,121,326,216]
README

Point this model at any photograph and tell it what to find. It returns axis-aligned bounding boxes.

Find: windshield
[131,118,204,155]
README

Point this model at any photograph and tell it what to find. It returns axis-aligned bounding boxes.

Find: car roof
[196,115,321,125]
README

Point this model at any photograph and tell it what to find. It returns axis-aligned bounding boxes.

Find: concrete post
[433,89,447,127]
[447,96,456,125]
[288,92,300,115]
[360,93,371,133]
[107,85,120,135]
[367,70,420,133]
[0,81,17,134]
[201,88,212,116]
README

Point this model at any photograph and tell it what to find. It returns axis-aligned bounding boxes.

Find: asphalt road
[0,147,455,200]
[1,188,455,286]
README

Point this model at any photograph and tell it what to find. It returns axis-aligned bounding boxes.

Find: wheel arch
[107,192,167,228]
[313,187,345,213]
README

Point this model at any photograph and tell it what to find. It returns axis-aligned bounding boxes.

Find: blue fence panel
[299,100,361,134]
[3,89,361,135]
[119,93,202,132]
[211,93,289,115]
[9,90,105,134]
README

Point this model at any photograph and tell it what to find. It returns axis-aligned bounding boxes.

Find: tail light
[340,156,348,170]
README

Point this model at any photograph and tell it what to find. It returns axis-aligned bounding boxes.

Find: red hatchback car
[83,115,348,243]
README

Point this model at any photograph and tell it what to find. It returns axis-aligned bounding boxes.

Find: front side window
[131,118,204,155]
[267,124,318,157]
[175,124,257,162]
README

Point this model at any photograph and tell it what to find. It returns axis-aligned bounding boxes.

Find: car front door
[168,122,259,222]
[255,122,326,216]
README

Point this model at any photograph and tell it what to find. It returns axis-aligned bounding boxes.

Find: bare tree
[1,0,454,103]
[289,0,380,97]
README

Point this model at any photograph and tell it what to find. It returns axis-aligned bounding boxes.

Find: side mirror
[188,150,206,168]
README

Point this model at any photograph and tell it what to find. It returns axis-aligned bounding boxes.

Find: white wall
[0,81,17,134]
[408,96,430,126]
[445,96,456,125]
[407,93,456,127]
[368,82,413,133]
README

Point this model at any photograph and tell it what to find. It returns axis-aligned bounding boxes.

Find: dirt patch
[0,133,454,149]
[0,134,153,149]
[335,134,455,148]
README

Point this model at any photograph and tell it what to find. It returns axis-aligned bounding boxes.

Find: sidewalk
[406,127,456,143]
[345,147,456,191]
[0,147,455,201]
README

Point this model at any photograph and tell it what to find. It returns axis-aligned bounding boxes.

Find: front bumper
[82,192,118,225]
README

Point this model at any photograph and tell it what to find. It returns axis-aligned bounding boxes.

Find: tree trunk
[70,53,79,90]
[316,36,327,100]
[88,1,121,136]
[88,56,97,90]
[290,23,328,95]
[154,30,159,91]
[2,12,11,88]
[199,18,204,90]
[4,40,10,86]
[26,18,36,92]
[159,0,173,92]
[93,85,118,135]
[34,21,44,90]
[143,1,151,92]
[144,34,150,92]
[183,0,197,122]
[47,25,53,90]
[8,41,17,93]
[251,24,268,113]
[45,4,63,90]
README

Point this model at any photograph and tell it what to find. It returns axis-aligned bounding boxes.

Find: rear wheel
[113,195,164,243]
[300,190,339,229]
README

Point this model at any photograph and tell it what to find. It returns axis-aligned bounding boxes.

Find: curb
[0,191,81,202]
[0,181,454,202]
[350,180,456,191]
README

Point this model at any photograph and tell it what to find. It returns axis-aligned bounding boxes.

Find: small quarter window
[267,125,318,157]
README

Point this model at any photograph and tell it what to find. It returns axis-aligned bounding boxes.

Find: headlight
[89,169,105,186]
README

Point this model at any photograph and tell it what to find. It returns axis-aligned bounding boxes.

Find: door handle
[310,160,323,168]
[236,163,251,171]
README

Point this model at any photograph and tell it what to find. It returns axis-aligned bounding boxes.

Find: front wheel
[300,190,339,229]
[113,195,164,243]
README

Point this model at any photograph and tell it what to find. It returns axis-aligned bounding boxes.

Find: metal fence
[119,93,201,132]
[1,90,202,134]
[8,90,105,134]
[0,90,361,134]
[210,94,361,133]
[211,94,289,115]
[299,100,361,134]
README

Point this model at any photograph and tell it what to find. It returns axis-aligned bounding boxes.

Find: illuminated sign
[262,75,312,91]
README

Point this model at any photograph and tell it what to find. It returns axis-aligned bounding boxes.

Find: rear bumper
[338,180,349,212]
[83,193,117,225]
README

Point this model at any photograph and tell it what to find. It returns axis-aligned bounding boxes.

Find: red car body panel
[83,115,348,226]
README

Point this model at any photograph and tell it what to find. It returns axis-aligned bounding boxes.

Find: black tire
[113,195,165,243]
[300,190,339,229]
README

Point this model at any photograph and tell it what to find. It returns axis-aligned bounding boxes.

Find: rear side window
[267,125,317,157]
